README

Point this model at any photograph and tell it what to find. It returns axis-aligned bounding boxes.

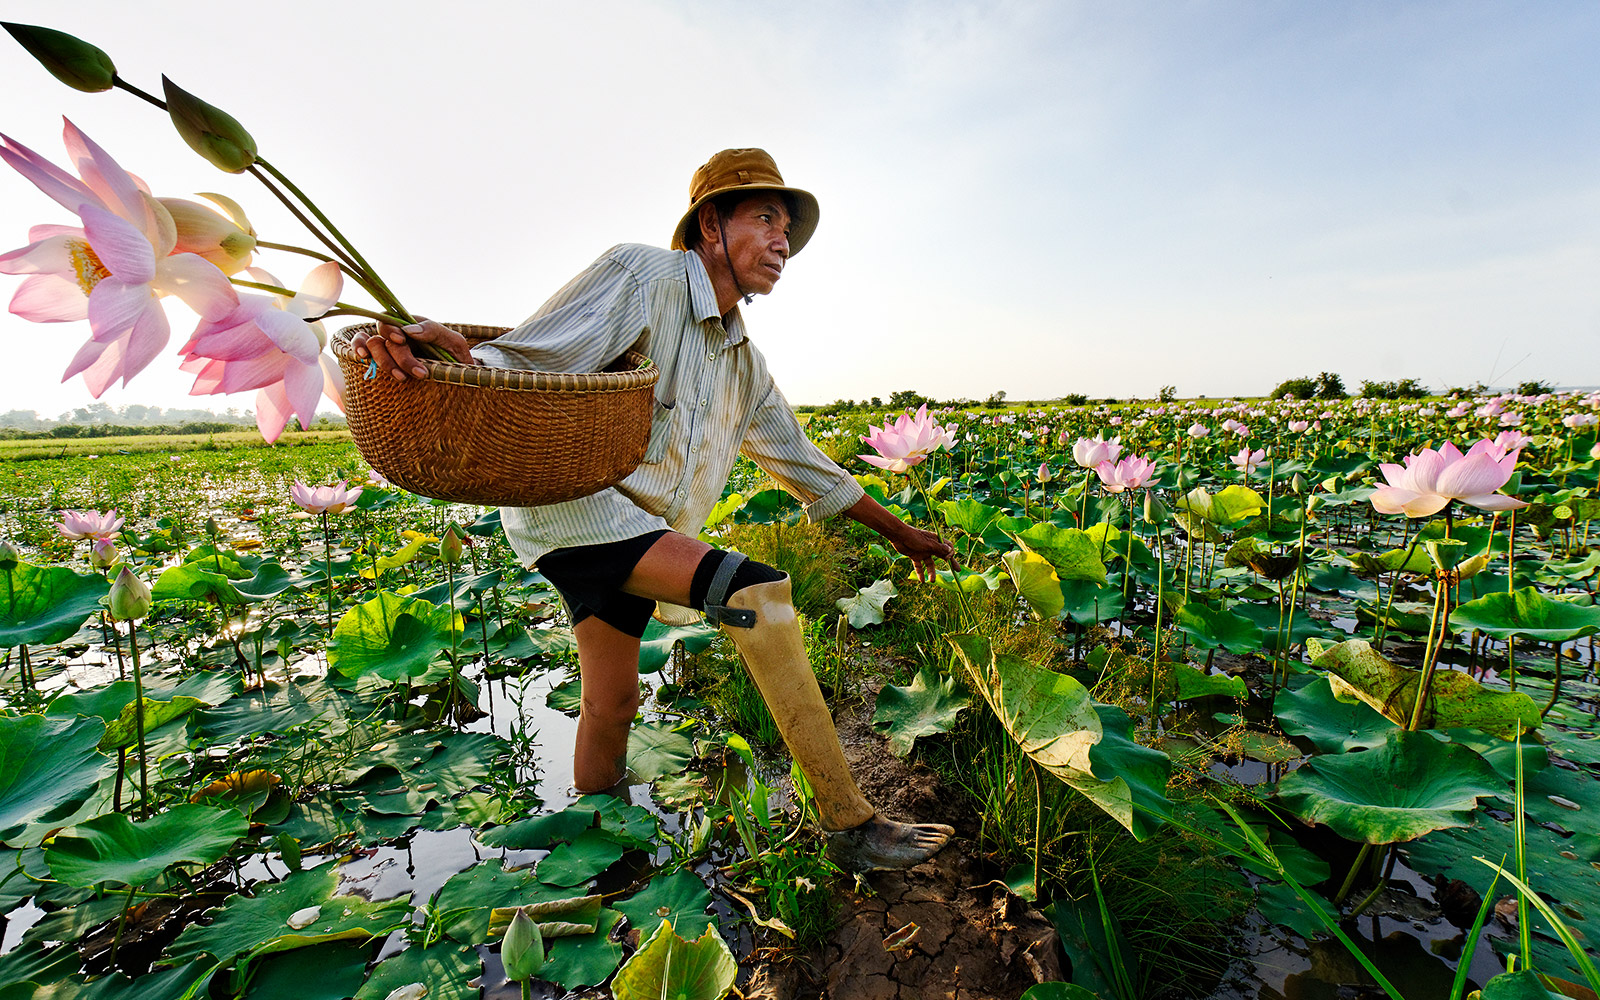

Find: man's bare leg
[571,615,644,793]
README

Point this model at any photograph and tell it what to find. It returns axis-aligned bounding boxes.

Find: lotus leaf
[732,488,802,525]
[546,677,582,714]
[1059,578,1123,625]
[0,563,108,648]
[1450,586,1600,641]
[1477,970,1562,1000]
[872,663,970,756]
[241,942,370,1000]
[542,906,624,990]
[151,557,292,605]
[328,593,461,681]
[1275,676,1397,753]
[46,804,247,888]
[0,714,113,845]
[1019,986,1101,1000]
[1173,603,1263,654]
[938,498,1028,551]
[626,720,694,783]
[1012,523,1108,584]
[1176,484,1266,527]
[610,919,736,1000]
[588,794,660,848]
[1002,550,1065,620]
[478,805,595,850]
[192,770,282,817]
[537,828,625,886]
[613,869,715,938]
[46,682,204,751]
[1275,730,1502,844]
[488,894,605,940]
[1312,638,1542,739]
[352,941,481,1000]
[1168,661,1248,701]
[836,578,899,628]
[934,565,1009,595]
[638,619,718,673]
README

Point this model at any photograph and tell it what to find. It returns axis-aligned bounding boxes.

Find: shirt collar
[683,249,747,348]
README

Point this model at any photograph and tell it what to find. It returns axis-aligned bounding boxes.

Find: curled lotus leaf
[1312,638,1542,740]
[1002,550,1065,620]
[610,919,736,1000]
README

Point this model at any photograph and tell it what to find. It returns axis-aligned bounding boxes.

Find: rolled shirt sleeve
[740,380,866,522]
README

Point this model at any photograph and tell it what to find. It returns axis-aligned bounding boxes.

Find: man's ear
[696,201,722,245]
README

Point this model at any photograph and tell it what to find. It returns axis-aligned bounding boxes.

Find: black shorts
[535,529,670,638]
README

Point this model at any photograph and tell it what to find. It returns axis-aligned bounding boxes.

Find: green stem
[244,163,365,278]
[1336,842,1374,904]
[1406,573,1448,731]
[128,621,148,819]
[321,512,334,636]
[112,76,165,110]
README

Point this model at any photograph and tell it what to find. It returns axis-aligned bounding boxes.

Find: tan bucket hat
[670,148,820,256]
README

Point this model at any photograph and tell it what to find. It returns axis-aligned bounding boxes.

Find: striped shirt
[474,244,865,567]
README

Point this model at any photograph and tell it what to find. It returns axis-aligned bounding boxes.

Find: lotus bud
[440,523,464,566]
[108,566,151,621]
[163,76,257,173]
[2,23,116,92]
[159,197,257,274]
[0,538,20,570]
[1037,462,1053,484]
[90,537,118,570]
[1143,492,1168,525]
[1306,494,1324,514]
[1291,473,1308,496]
[501,906,544,982]
[204,516,221,538]
[1591,441,1600,461]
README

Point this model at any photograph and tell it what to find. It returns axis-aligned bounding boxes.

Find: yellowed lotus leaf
[1314,639,1542,739]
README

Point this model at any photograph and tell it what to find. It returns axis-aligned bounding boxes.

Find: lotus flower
[159,194,256,274]
[1072,433,1122,469]
[1370,440,1528,517]
[179,262,343,443]
[1231,447,1267,475]
[1187,423,1209,438]
[290,479,362,514]
[1288,420,1310,433]
[0,120,236,394]
[858,405,956,473]
[1095,455,1154,493]
[1488,429,1531,459]
[1562,413,1598,429]
[57,508,123,540]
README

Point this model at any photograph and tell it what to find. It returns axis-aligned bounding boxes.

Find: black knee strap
[703,552,755,628]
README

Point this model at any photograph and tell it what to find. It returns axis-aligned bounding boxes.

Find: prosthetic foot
[712,571,953,872]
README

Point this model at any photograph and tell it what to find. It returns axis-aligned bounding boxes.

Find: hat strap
[718,211,754,307]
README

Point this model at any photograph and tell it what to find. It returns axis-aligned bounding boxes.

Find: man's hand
[350,317,474,381]
[844,494,960,583]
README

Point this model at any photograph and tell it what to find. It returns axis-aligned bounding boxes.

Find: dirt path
[742,693,1063,1000]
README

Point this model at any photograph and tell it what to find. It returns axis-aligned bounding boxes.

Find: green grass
[0,428,352,460]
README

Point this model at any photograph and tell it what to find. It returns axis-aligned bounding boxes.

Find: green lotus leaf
[327,592,460,681]
[164,863,412,969]
[732,488,803,525]
[0,938,80,988]
[151,561,243,605]
[1274,676,1397,753]
[546,677,581,714]
[638,619,718,674]
[1011,523,1108,584]
[352,941,482,1000]
[872,663,970,756]
[1002,550,1065,620]
[1275,729,1502,844]
[478,805,595,850]
[934,565,1009,593]
[1168,661,1248,700]
[435,859,570,945]
[836,578,898,628]
[610,919,736,1000]
[537,828,625,887]
[1303,563,1377,599]
[229,941,369,1000]
[542,906,624,990]
[188,681,340,744]
[949,634,1170,838]
[1059,578,1123,625]
[1018,986,1101,1000]
[587,794,660,848]
[1312,638,1542,739]
[937,497,1016,550]
[14,960,215,998]
[612,869,715,939]
[0,714,113,845]
[1175,484,1266,527]
[1173,603,1263,654]
[46,681,204,751]
[1229,601,1340,649]
[1477,969,1562,999]
[627,720,694,783]
[46,804,247,888]
[0,563,109,648]
[1450,586,1600,642]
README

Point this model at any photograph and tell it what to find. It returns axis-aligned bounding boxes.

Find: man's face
[713,194,792,297]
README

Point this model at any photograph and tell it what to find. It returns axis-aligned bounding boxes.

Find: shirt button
[699,398,707,408]
[707,352,716,361]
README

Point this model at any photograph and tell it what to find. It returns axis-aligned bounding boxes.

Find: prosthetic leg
[707,565,953,871]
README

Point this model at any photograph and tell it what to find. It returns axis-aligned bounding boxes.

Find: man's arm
[841,492,958,583]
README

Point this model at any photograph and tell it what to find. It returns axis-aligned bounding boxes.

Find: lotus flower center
[68,239,111,295]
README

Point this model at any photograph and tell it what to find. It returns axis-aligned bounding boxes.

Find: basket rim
[332,323,657,393]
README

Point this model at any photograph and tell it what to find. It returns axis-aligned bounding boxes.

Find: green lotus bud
[162,75,257,173]
[204,516,221,538]
[1291,473,1308,496]
[1143,492,1167,525]
[501,907,544,982]
[440,523,464,566]
[3,23,116,92]
[108,566,151,621]
[0,538,20,570]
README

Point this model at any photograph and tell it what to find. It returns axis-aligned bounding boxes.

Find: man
[354,149,954,870]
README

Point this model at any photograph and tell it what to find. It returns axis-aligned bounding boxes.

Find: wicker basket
[332,323,658,506]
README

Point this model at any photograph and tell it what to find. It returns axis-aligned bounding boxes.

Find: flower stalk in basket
[0,21,462,441]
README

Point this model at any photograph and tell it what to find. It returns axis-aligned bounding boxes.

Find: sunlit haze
[2,1,1596,421]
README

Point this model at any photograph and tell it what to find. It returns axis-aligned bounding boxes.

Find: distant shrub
[983,390,1007,409]
[1271,377,1316,400]
[888,389,929,410]
[1359,378,1428,400]
[1515,380,1554,396]
[1314,372,1347,399]
[1158,385,1177,402]
[1062,393,1089,407]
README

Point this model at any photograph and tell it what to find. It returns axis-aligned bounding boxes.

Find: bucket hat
[670,148,820,256]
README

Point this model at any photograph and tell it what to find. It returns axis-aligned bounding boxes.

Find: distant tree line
[0,402,346,439]
[1269,372,1348,400]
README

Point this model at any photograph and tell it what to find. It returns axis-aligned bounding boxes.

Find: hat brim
[670,184,819,256]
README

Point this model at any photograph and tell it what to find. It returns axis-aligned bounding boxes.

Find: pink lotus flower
[290,479,363,514]
[159,194,256,275]
[1095,455,1154,492]
[1562,413,1597,429]
[1488,430,1531,459]
[0,121,236,394]
[1370,440,1528,517]
[1072,433,1122,469]
[179,262,344,443]
[1037,462,1053,484]
[1288,420,1310,433]
[58,508,123,540]
[858,405,956,473]
[1187,423,1210,438]
[1231,447,1267,475]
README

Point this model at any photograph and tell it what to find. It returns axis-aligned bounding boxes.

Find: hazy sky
[1,0,1596,419]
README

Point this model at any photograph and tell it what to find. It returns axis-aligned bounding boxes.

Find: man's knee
[687,550,785,612]
[581,684,640,728]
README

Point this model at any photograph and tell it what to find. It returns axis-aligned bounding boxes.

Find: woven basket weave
[332,323,658,506]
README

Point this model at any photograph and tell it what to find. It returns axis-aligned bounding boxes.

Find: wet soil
[741,692,1063,1000]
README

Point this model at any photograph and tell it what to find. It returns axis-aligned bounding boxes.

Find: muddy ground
[739,693,1064,1000]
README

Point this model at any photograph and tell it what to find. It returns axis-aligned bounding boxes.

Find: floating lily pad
[479,804,595,851]
[873,663,970,756]
[46,804,248,888]
[1174,603,1263,654]
[627,721,694,783]
[328,592,460,682]
[1451,587,1600,642]
[1275,730,1503,844]
[352,941,481,1000]
[0,714,113,845]
[1274,676,1397,753]
[537,828,625,887]
[612,869,715,939]
[542,906,625,991]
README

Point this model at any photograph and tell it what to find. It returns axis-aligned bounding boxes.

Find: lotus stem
[1335,842,1374,904]
[1407,572,1448,732]
[1541,643,1563,717]
[111,76,166,110]
[321,512,334,636]
[127,621,148,819]
[244,164,364,276]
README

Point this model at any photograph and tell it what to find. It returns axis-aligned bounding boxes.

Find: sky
[1,0,1597,420]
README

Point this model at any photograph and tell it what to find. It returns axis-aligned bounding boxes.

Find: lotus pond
[1,391,1599,1000]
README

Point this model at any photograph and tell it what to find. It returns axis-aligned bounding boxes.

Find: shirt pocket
[640,399,675,464]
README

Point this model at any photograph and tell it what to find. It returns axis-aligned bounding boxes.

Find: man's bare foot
[826,813,955,872]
